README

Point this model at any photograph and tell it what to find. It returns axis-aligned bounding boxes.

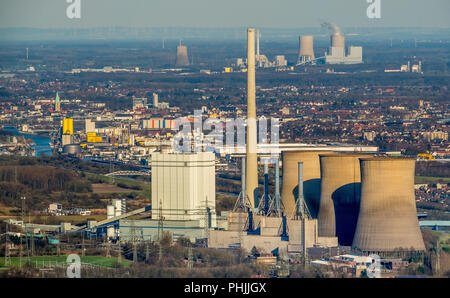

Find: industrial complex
[61,28,426,264]
[2,24,443,280]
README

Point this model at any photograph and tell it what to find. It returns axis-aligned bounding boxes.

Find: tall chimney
[246,28,258,208]
[297,162,304,217]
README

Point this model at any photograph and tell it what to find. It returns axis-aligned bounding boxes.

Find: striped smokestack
[246,28,258,208]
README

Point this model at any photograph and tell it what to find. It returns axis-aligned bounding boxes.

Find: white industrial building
[325,46,362,64]
[85,119,96,133]
[151,152,217,227]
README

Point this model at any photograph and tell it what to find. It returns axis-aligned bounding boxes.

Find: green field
[0,255,132,268]
[415,176,450,184]
[84,171,151,199]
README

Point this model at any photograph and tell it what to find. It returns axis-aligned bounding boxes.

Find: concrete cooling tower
[176,45,189,67]
[331,34,345,48]
[317,154,372,246]
[281,151,333,218]
[352,158,425,252]
[297,35,315,64]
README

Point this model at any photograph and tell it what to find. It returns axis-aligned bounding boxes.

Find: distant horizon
[1,25,450,30]
[1,0,449,29]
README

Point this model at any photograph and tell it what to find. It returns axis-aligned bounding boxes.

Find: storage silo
[352,158,425,252]
[281,151,333,218]
[62,144,81,155]
[317,153,372,245]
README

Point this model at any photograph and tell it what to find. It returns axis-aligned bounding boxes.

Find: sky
[0,0,449,29]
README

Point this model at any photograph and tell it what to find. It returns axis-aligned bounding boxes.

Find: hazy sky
[0,0,449,28]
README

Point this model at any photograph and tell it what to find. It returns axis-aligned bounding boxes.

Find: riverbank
[1,126,53,156]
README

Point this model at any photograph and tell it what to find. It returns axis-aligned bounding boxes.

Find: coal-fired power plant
[246,28,258,208]
[322,21,362,64]
[176,45,189,67]
[210,28,422,258]
[297,35,315,65]
[281,151,333,218]
[317,154,371,246]
[352,158,425,253]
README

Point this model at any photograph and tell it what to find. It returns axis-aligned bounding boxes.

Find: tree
[250,246,260,257]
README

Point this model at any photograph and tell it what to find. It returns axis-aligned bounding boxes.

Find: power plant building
[151,152,217,227]
[325,46,363,64]
[209,213,338,254]
[322,22,363,64]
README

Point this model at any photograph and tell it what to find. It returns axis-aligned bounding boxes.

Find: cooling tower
[331,34,345,48]
[297,35,315,64]
[176,45,189,67]
[352,158,425,252]
[281,151,333,218]
[318,154,372,245]
[246,28,258,208]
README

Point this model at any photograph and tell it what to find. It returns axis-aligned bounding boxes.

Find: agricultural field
[415,176,450,184]
[0,255,132,268]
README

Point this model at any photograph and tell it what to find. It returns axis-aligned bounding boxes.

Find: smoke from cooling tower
[321,21,343,35]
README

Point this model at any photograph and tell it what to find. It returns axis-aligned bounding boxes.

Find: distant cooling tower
[176,45,189,67]
[331,34,345,48]
[318,154,372,246]
[281,151,333,218]
[297,35,315,64]
[352,158,425,252]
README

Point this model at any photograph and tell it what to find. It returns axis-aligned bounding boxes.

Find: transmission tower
[30,234,34,257]
[81,232,85,256]
[145,241,150,262]
[158,243,163,262]
[130,220,138,263]
[187,244,193,269]
[117,242,122,263]
[157,201,164,241]
[4,222,11,266]
[105,234,110,258]
[57,232,61,257]
[232,158,253,263]
[157,201,164,262]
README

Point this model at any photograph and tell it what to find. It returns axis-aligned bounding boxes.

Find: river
[2,126,53,157]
